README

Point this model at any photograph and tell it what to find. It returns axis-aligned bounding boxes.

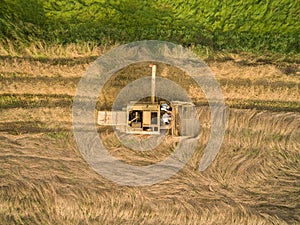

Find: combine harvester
[97,65,200,137]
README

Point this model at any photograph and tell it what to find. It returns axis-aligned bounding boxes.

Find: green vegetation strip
[219,79,300,90]
[0,55,98,65]
[195,99,300,112]
[1,94,299,112]
[0,121,72,134]
[0,94,73,109]
[0,76,80,85]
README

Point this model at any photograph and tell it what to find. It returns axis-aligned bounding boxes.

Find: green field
[1,0,299,54]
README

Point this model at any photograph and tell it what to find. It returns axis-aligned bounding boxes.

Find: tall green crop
[0,0,299,53]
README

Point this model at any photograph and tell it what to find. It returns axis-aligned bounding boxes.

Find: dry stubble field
[0,45,299,224]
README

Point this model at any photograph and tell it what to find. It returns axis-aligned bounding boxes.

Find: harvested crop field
[0,50,299,224]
